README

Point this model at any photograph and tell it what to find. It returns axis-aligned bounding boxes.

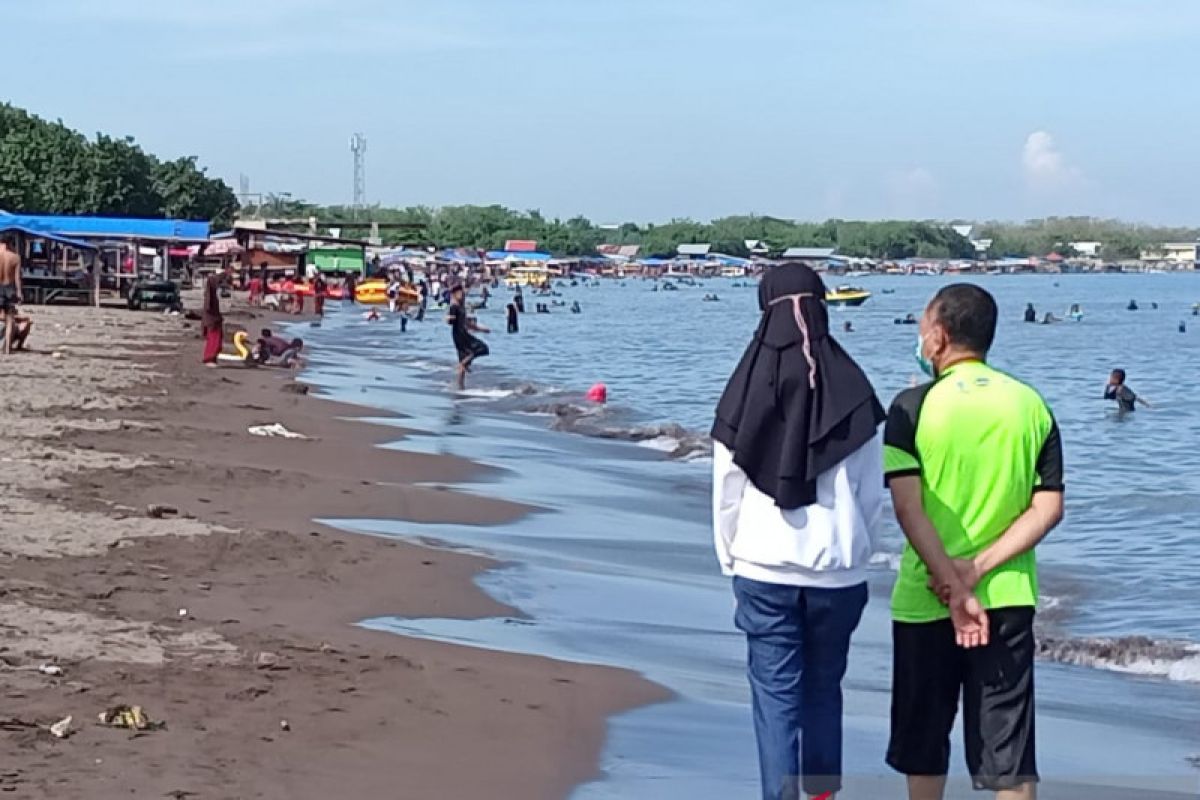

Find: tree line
[246,197,1199,261]
[0,103,238,228]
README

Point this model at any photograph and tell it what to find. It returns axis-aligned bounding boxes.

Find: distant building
[677,243,712,257]
[744,239,771,256]
[780,247,836,260]
[1070,241,1103,258]
[1140,242,1198,267]
[952,224,974,240]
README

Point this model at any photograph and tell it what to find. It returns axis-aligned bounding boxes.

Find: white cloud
[886,167,938,218]
[1021,131,1084,193]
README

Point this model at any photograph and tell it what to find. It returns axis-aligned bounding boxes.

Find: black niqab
[712,264,884,509]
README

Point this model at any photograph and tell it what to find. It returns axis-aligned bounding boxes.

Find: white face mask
[914,334,935,377]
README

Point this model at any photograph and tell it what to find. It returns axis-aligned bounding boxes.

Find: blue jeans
[733,576,869,800]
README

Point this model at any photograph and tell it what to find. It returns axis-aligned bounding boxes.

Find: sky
[6,0,1200,225]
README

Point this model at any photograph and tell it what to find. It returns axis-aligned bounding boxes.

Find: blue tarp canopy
[710,253,751,266]
[0,213,209,240]
[640,257,672,266]
[438,249,482,263]
[486,250,552,261]
[0,224,98,251]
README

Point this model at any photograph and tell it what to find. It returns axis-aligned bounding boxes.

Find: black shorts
[887,607,1038,791]
[455,336,489,364]
[0,284,19,313]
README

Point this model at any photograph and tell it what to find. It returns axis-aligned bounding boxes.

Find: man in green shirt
[884,284,1064,800]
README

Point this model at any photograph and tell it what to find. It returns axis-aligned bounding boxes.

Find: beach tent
[306,246,366,274]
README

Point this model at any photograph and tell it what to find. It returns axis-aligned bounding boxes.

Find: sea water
[293,273,1200,796]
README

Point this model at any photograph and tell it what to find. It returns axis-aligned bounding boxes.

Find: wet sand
[0,303,667,799]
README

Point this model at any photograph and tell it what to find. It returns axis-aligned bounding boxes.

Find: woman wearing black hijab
[712,263,884,800]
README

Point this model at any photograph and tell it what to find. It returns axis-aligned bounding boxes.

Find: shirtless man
[0,237,23,355]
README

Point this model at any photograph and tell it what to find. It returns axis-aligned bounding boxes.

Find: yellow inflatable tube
[355,279,421,306]
[216,331,252,363]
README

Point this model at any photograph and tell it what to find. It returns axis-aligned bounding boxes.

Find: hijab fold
[712,264,884,509]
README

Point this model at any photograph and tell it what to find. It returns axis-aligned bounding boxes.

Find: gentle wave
[1038,635,1200,683]
[472,383,715,462]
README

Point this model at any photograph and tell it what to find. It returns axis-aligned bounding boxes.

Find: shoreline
[290,310,1200,800]
[0,302,667,798]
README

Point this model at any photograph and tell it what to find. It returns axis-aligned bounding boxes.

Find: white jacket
[712,435,883,588]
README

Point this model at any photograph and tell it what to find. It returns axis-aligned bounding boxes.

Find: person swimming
[1127,299,1139,311]
[894,313,918,325]
[1104,368,1151,414]
[843,320,854,333]
[1024,303,1037,323]
[1041,312,1061,324]
[570,301,582,314]
[507,302,520,333]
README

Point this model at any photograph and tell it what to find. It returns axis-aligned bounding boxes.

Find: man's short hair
[1112,368,1127,383]
[261,328,273,338]
[929,283,998,355]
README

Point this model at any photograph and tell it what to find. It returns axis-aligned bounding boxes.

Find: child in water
[1105,368,1151,414]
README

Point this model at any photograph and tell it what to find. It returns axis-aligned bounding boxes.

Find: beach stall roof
[485,250,552,261]
[504,239,539,252]
[677,243,712,257]
[781,247,837,259]
[0,224,98,251]
[0,213,209,242]
[711,253,751,266]
[438,248,482,264]
[233,226,373,248]
[196,235,243,257]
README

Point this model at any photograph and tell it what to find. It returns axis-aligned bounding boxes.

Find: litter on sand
[38,664,64,677]
[49,716,72,739]
[247,423,308,440]
[98,705,165,732]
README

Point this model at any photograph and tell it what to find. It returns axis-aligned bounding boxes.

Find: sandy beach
[0,302,666,799]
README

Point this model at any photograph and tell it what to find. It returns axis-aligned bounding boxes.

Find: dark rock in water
[281,382,310,395]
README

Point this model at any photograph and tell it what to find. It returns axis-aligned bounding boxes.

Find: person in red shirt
[313,274,327,317]
[201,265,232,366]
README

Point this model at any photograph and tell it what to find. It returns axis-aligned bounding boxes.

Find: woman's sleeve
[856,433,886,551]
[713,441,746,576]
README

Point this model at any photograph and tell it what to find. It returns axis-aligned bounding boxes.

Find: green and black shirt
[884,360,1064,623]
